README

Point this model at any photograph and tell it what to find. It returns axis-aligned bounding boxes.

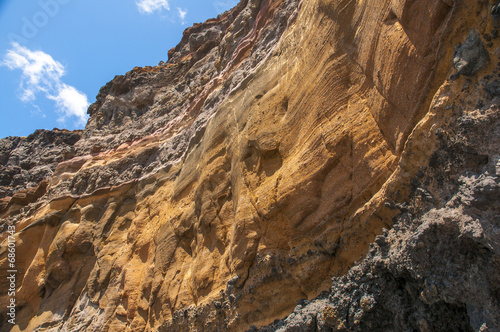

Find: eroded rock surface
[258,90,500,332]
[0,129,81,199]
[0,0,499,331]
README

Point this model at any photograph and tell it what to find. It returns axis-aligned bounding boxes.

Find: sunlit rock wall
[1,0,499,331]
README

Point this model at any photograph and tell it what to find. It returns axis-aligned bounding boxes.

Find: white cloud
[49,84,89,126]
[3,44,64,102]
[177,7,187,24]
[1,43,89,126]
[136,0,170,14]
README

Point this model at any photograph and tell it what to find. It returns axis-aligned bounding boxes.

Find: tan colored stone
[1,0,496,330]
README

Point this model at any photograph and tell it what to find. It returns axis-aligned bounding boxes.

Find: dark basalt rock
[453,29,490,77]
[0,129,81,199]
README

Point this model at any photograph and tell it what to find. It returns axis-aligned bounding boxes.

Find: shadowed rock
[453,29,490,77]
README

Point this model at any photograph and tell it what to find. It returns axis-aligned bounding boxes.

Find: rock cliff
[0,0,499,331]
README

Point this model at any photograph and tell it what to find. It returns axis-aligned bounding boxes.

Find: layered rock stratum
[0,0,499,331]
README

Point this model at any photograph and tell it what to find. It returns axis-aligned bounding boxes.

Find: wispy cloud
[177,7,187,24]
[30,104,46,118]
[136,0,170,14]
[213,0,239,13]
[2,43,89,126]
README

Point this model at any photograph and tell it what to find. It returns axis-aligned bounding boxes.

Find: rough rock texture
[258,89,500,332]
[0,0,499,331]
[0,129,81,198]
[453,29,490,77]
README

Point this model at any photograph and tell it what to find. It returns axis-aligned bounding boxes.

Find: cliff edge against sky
[0,0,499,331]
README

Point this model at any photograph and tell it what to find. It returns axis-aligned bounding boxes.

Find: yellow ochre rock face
[0,0,497,330]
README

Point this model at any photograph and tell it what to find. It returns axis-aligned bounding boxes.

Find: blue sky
[0,0,238,138]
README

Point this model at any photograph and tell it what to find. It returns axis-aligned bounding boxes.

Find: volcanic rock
[0,0,499,331]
